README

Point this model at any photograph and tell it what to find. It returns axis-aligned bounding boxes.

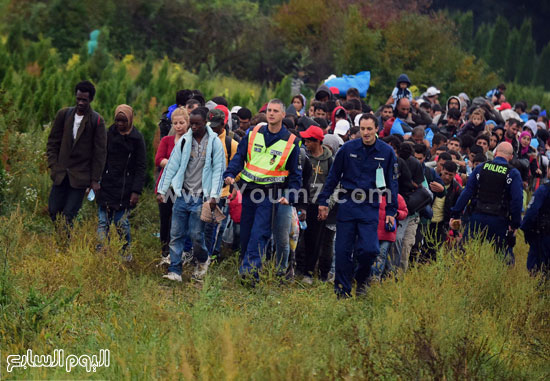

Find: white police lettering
[6,349,110,373]
[350,153,358,158]
[269,149,282,156]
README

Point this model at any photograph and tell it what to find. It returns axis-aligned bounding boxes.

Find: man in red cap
[295,126,336,283]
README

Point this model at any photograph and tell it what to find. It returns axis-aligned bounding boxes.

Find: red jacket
[378,194,408,242]
[154,135,176,192]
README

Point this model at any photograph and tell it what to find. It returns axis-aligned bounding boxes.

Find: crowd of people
[46,78,550,297]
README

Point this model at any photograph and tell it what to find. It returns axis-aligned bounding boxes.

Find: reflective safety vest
[240,124,296,185]
[474,161,510,217]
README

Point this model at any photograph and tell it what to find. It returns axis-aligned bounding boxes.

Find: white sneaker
[162,272,182,282]
[302,275,313,285]
[157,255,171,267]
[181,251,193,266]
[192,259,210,281]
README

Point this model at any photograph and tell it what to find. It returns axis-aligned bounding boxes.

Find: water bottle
[87,189,95,201]
[297,211,307,230]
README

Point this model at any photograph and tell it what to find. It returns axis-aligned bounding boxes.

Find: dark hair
[432,104,443,112]
[349,126,359,136]
[460,134,474,150]
[438,152,452,161]
[507,118,522,128]
[514,102,526,113]
[237,107,252,120]
[358,113,379,128]
[325,100,337,114]
[212,96,228,107]
[349,99,362,111]
[447,150,460,160]
[346,87,360,99]
[176,89,193,106]
[414,143,428,156]
[250,113,267,125]
[342,101,355,111]
[473,153,487,164]
[291,95,304,108]
[470,145,483,156]
[382,135,401,150]
[382,104,394,111]
[313,117,328,129]
[185,99,200,107]
[442,160,458,173]
[475,134,490,146]
[191,90,205,106]
[398,142,413,160]
[282,117,295,130]
[75,81,96,100]
[190,107,208,120]
[432,133,448,146]
[497,83,507,91]
[362,103,372,113]
[449,137,460,145]
[313,102,328,113]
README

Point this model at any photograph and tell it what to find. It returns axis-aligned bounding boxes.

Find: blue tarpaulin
[325,71,371,98]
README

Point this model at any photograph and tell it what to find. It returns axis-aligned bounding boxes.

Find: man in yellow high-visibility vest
[223,99,302,279]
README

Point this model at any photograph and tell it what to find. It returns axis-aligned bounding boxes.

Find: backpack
[158,111,171,139]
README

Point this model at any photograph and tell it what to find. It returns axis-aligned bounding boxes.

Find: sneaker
[192,259,210,282]
[181,251,193,266]
[157,255,171,267]
[122,253,133,262]
[327,272,335,284]
[162,272,182,282]
[302,275,313,285]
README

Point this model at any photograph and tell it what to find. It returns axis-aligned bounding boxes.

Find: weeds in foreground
[0,195,549,379]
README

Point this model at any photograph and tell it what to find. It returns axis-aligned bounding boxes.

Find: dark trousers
[48,176,86,225]
[423,221,448,261]
[158,197,173,256]
[298,203,335,279]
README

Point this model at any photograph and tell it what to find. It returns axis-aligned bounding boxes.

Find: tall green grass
[1,194,549,379]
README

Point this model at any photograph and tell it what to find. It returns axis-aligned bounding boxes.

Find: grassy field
[1,191,550,380]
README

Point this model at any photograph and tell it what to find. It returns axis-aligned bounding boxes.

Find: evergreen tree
[504,28,520,81]
[534,42,550,90]
[457,11,474,52]
[473,24,491,61]
[487,16,510,72]
[516,37,536,86]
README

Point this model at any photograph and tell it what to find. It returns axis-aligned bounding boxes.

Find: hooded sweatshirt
[330,106,348,130]
[391,74,412,107]
[307,145,333,203]
[315,84,333,101]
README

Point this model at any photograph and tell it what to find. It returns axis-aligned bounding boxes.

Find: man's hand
[224,177,235,186]
[298,209,307,222]
[385,215,395,226]
[156,194,166,204]
[91,181,101,192]
[429,181,444,193]
[318,206,329,221]
[130,192,139,207]
[278,197,289,205]
[209,198,217,211]
[449,218,461,230]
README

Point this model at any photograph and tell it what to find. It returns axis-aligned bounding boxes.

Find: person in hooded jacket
[96,104,146,260]
[296,126,335,282]
[314,84,333,103]
[387,74,413,108]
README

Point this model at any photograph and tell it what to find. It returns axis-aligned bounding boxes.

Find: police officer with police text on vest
[223,99,302,279]
[520,165,550,276]
[318,114,398,297]
[450,142,523,263]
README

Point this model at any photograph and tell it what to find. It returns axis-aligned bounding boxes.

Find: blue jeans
[371,241,392,280]
[204,200,229,257]
[97,206,131,251]
[168,196,208,275]
[272,204,293,271]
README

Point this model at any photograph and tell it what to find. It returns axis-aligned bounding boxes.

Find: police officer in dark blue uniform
[520,166,550,275]
[318,114,398,297]
[450,142,523,263]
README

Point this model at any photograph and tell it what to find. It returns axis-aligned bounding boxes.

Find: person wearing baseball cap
[334,119,351,142]
[296,125,337,284]
[421,86,440,105]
